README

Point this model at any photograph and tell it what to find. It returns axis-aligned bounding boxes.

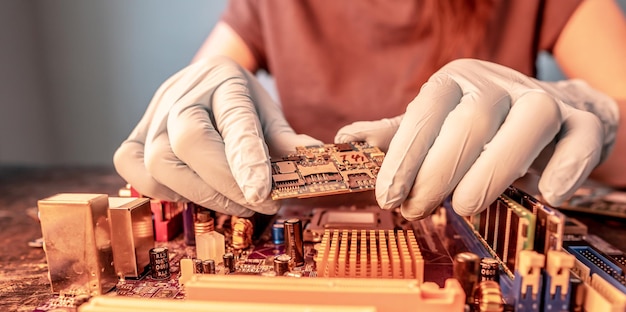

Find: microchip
[270,142,384,200]
[335,143,353,152]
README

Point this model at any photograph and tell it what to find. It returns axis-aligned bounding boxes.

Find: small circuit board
[270,142,384,200]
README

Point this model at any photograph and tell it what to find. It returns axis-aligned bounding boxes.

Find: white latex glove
[114,56,322,217]
[336,59,619,220]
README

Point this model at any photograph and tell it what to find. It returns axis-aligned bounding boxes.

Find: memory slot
[504,186,565,255]
[494,200,508,265]
[504,186,536,211]
[535,207,564,255]
[465,194,535,275]
[499,195,535,272]
[486,200,500,251]
[506,208,520,272]
[476,203,488,240]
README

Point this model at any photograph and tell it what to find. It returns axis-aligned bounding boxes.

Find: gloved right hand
[335,59,619,220]
[113,56,322,217]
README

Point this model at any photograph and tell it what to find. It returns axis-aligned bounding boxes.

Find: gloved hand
[114,56,322,217]
[336,59,619,220]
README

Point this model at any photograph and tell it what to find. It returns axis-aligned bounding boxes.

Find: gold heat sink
[315,229,424,283]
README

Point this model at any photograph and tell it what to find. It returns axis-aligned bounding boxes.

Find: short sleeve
[538,0,584,52]
[220,0,267,70]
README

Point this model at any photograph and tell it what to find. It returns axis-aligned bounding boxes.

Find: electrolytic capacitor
[274,254,292,276]
[272,220,285,245]
[223,252,235,273]
[569,276,584,312]
[149,247,170,279]
[284,218,304,266]
[193,258,204,274]
[202,259,216,274]
[453,252,480,304]
[480,258,500,282]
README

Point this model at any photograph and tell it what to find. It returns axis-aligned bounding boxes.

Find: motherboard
[36,203,467,311]
[32,143,626,311]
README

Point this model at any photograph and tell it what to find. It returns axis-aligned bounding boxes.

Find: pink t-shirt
[222,0,583,142]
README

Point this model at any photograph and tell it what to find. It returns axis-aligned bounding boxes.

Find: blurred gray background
[1,0,624,166]
[0,0,225,166]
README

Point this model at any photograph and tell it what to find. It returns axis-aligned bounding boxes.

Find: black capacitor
[193,258,204,274]
[480,258,500,282]
[569,277,584,312]
[274,254,292,276]
[453,252,480,304]
[202,259,216,274]
[284,218,304,266]
[149,247,170,279]
[223,252,235,273]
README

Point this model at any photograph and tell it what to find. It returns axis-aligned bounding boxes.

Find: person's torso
[237,0,579,142]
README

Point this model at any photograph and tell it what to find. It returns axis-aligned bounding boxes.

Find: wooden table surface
[1,167,624,312]
[0,167,125,312]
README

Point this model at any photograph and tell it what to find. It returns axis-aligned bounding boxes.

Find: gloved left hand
[114,56,322,217]
[336,59,618,220]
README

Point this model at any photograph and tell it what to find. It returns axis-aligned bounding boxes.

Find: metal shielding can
[283,219,304,266]
[38,193,116,295]
[108,197,154,278]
